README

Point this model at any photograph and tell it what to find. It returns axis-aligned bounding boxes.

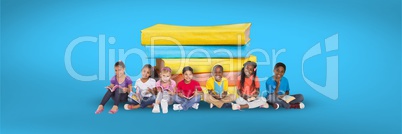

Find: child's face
[160,71,171,82]
[183,70,193,82]
[115,66,125,77]
[141,67,151,79]
[244,65,254,77]
[274,66,285,80]
[213,67,223,82]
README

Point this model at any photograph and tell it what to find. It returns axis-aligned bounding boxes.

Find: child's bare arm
[148,88,156,95]
[194,90,203,97]
[178,92,185,98]
[237,89,242,96]
[135,87,141,95]
[274,81,281,96]
[253,88,260,97]
[168,87,176,95]
[126,84,133,93]
[237,89,249,100]
[209,90,220,99]
[237,89,245,99]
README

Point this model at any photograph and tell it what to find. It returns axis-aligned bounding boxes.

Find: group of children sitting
[95,61,305,114]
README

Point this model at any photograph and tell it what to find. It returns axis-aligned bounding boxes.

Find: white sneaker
[299,102,305,109]
[260,103,269,109]
[210,103,214,109]
[124,104,130,110]
[192,103,199,110]
[173,104,183,111]
[161,100,168,114]
[152,103,160,113]
[232,103,240,110]
[273,103,280,110]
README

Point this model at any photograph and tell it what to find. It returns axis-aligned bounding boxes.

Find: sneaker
[210,103,214,109]
[173,104,183,111]
[300,102,305,109]
[271,103,279,110]
[161,100,168,114]
[94,107,104,114]
[124,104,134,110]
[152,103,160,113]
[192,103,199,110]
[232,103,240,110]
[290,102,305,109]
[260,103,269,109]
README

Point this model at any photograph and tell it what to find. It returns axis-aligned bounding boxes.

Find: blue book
[144,44,250,58]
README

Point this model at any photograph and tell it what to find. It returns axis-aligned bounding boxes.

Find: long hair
[240,61,257,92]
[143,64,157,80]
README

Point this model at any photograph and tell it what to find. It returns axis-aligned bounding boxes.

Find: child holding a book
[173,66,203,111]
[152,67,176,114]
[265,62,305,109]
[232,61,269,110]
[204,65,236,108]
[124,64,157,110]
[95,61,133,114]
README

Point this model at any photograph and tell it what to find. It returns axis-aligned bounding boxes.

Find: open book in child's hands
[247,96,256,102]
[279,95,296,103]
[128,92,141,104]
[105,85,120,92]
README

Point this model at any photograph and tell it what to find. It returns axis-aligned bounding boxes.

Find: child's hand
[211,92,221,100]
[241,94,248,101]
[156,87,162,93]
[252,92,259,98]
[178,93,185,98]
[194,91,198,96]
[147,88,153,94]
[277,95,285,99]
[167,90,174,95]
[105,86,114,92]
[122,88,130,93]
[112,85,120,90]
[187,95,194,100]
[221,92,227,99]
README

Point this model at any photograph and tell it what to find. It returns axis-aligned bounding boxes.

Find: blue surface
[144,44,250,58]
[1,0,401,134]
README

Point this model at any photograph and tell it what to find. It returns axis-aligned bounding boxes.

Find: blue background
[1,0,401,133]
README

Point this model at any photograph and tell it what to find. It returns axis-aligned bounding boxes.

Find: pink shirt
[155,79,176,92]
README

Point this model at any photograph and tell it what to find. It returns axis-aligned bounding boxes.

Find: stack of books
[141,23,255,96]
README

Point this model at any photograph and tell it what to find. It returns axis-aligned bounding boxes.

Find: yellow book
[141,23,251,45]
[156,55,257,74]
[279,95,296,103]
